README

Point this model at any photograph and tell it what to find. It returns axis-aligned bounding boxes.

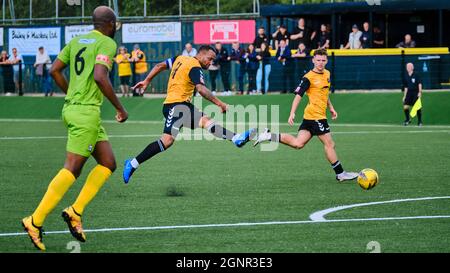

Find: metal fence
[1,0,261,25]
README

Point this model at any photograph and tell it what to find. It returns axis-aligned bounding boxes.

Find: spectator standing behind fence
[215,42,232,96]
[396,34,416,48]
[8,48,24,92]
[317,24,330,49]
[276,39,294,94]
[344,24,362,49]
[0,50,15,94]
[182,43,197,57]
[292,42,310,79]
[131,44,148,96]
[34,46,53,96]
[272,25,290,50]
[256,42,272,95]
[245,44,259,95]
[290,18,316,51]
[373,26,385,48]
[360,22,371,49]
[208,54,220,95]
[229,42,247,95]
[253,26,270,52]
[115,46,132,97]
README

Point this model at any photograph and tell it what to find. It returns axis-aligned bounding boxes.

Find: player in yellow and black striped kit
[122,45,255,183]
[254,48,359,182]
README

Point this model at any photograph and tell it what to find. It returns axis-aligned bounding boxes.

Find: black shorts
[162,102,204,136]
[119,76,130,85]
[404,95,418,106]
[299,119,330,136]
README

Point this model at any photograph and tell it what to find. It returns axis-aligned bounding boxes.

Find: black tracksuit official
[403,69,423,125]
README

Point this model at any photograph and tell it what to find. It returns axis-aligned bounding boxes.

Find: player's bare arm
[327,98,338,120]
[418,83,422,98]
[49,59,69,94]
[132,61,168,91]
[288,94,302,125]
[196,84,227,113]
[94,64,128,123]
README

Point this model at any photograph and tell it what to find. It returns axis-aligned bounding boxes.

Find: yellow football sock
[72,165,112,215]
[32,168,76,227]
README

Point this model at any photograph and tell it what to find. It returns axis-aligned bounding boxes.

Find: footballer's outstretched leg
[317,133,358,182]
[254,128,312,149]
[202,117,256,148]
[123,134,171,184]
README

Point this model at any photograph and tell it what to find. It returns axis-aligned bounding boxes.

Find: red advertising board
[193,20,256,44]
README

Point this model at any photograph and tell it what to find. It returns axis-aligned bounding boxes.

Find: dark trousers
[2,65,15,93]
[220,65,231,91]
[238,63,247,92]
[210,70,219,91]
[281,63,294,93]
[247,68,257,93]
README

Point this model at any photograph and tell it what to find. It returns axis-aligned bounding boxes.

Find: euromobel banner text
[122,22,182,43]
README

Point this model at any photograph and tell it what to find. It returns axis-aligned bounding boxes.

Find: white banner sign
[0,28,3,46]
[8,27,61,55]
[122,22,181,43]
[65,25,94,44]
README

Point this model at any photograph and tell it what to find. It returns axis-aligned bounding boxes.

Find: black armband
[294,77,310,97]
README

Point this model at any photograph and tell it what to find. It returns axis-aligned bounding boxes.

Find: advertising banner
[65,25,94,44]
[122,22,182,43]
[194,20,256,44]
[8,27,61,55]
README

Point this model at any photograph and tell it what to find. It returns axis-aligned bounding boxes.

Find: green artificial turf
[0,93,449,253]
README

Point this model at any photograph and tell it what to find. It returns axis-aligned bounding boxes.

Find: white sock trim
[130,158,140,169]
[206,122,216,133]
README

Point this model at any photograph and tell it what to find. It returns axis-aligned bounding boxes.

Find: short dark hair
[259,26,265,30]
[198,45,217,54]
[314,48,328,57]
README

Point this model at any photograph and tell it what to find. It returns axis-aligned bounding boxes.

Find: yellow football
[357,168,379,190]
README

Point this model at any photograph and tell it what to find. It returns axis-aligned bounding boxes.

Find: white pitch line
[1,130,449,140]
[0,118,163,125]
[1,118,450,129]
[0,134,162,140]
[309,196,450,221]
[1,215,450,238]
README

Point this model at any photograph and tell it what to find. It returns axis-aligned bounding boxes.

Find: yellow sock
[32,168,76,227]
[72,165,112,215]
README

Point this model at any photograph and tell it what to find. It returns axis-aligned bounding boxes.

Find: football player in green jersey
[22,6,128,251]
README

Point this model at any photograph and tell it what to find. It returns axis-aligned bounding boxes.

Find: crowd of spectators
[0,19,419,96]
[108,20,417,96]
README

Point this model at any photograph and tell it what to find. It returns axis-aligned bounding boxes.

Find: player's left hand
[330,108,338,120]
